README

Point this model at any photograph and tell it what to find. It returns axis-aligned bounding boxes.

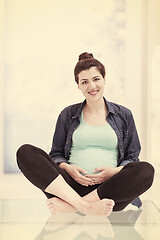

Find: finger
[79,177,93,184]
[81,180,93,186]
[86,174,101,179]
[85,177,98,182]
[93,167,105,172]
[85,174,96,178]
[77,178,94,186]
[76,173,94,185]
[76,166,88,175]
[86,176,102,184]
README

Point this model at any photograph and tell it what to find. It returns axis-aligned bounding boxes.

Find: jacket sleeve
[49,112,68,165]
[119,111,141,166]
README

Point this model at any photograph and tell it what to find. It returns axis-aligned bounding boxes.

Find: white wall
[0,0,5,176]
[0,0,127,174]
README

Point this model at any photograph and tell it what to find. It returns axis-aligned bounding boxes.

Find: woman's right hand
[59,163,94,186]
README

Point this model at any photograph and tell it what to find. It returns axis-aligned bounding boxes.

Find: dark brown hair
[74,52,106,84]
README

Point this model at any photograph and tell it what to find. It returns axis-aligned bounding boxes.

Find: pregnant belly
[69,148,117,174]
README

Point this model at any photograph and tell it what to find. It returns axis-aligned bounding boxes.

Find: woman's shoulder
[110,101,131,112]
[59,101,84,119]
[106,100,133,119]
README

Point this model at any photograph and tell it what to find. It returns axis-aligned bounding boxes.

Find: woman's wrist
[59,162,69,170]
[115,166,123,173]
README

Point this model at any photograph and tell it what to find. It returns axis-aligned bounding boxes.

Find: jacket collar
[72,97,117,120]
[104,98,117,115]
[72,100,86,120]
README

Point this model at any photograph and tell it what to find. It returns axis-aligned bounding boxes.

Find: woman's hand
[86,166,123,184]
[59,163,94,186]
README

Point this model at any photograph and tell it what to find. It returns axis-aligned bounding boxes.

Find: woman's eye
[82,81,88,84]
[94,78,100,81]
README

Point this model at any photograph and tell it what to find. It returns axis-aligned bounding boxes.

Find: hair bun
[78,52,94,61]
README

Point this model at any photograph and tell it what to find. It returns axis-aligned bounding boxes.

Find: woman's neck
[85,98,107,115]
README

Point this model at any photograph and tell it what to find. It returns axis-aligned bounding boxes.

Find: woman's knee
[17,144,34,158]
[125,161,155,189]
[16,144,35,168]
[138,162,155,188]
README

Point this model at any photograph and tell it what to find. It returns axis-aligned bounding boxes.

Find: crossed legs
[46,161,154,213]
[16,144,154,215]
[16,144,114,216]
[44,174,114,216]
[46,185,109,214]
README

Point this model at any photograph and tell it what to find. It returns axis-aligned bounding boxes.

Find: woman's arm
[87,110,140,183]
[49,112,94,186]
[49,112,68,165]
[119,111,141,167]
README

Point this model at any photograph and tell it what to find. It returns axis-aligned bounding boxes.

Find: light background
[2,0,126,173]
[0,0,160,203]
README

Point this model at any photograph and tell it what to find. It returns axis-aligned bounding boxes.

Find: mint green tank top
[69,112,118,174]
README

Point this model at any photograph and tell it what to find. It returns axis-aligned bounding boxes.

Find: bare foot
[46,197,114,217]
[46,197,77,214]
[80,199,115,216]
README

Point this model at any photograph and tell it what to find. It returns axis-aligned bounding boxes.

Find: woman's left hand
[86,166,123,184]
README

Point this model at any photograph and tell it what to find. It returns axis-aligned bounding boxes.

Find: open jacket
[49,97,142,208]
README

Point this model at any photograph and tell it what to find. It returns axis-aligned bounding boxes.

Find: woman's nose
[89,81,96,89]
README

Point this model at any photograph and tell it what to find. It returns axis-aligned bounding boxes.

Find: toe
[108,199,115,207]
[46,199,52,205]
[50,206,56,214]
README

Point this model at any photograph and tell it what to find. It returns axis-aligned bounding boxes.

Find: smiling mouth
[88,90,99,95]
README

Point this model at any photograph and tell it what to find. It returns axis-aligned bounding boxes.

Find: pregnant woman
[16,52,154,216]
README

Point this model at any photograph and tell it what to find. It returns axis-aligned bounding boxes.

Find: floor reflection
[1,200,160,240]
[34,209,143,240]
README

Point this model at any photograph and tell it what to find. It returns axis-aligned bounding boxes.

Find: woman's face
[78,67,106,102]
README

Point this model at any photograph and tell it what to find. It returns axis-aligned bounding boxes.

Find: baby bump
[69,148,117,174]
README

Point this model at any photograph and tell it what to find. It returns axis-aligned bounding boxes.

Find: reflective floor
[0,199,160,240]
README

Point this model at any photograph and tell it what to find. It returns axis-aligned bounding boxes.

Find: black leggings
[16,144,154,211]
